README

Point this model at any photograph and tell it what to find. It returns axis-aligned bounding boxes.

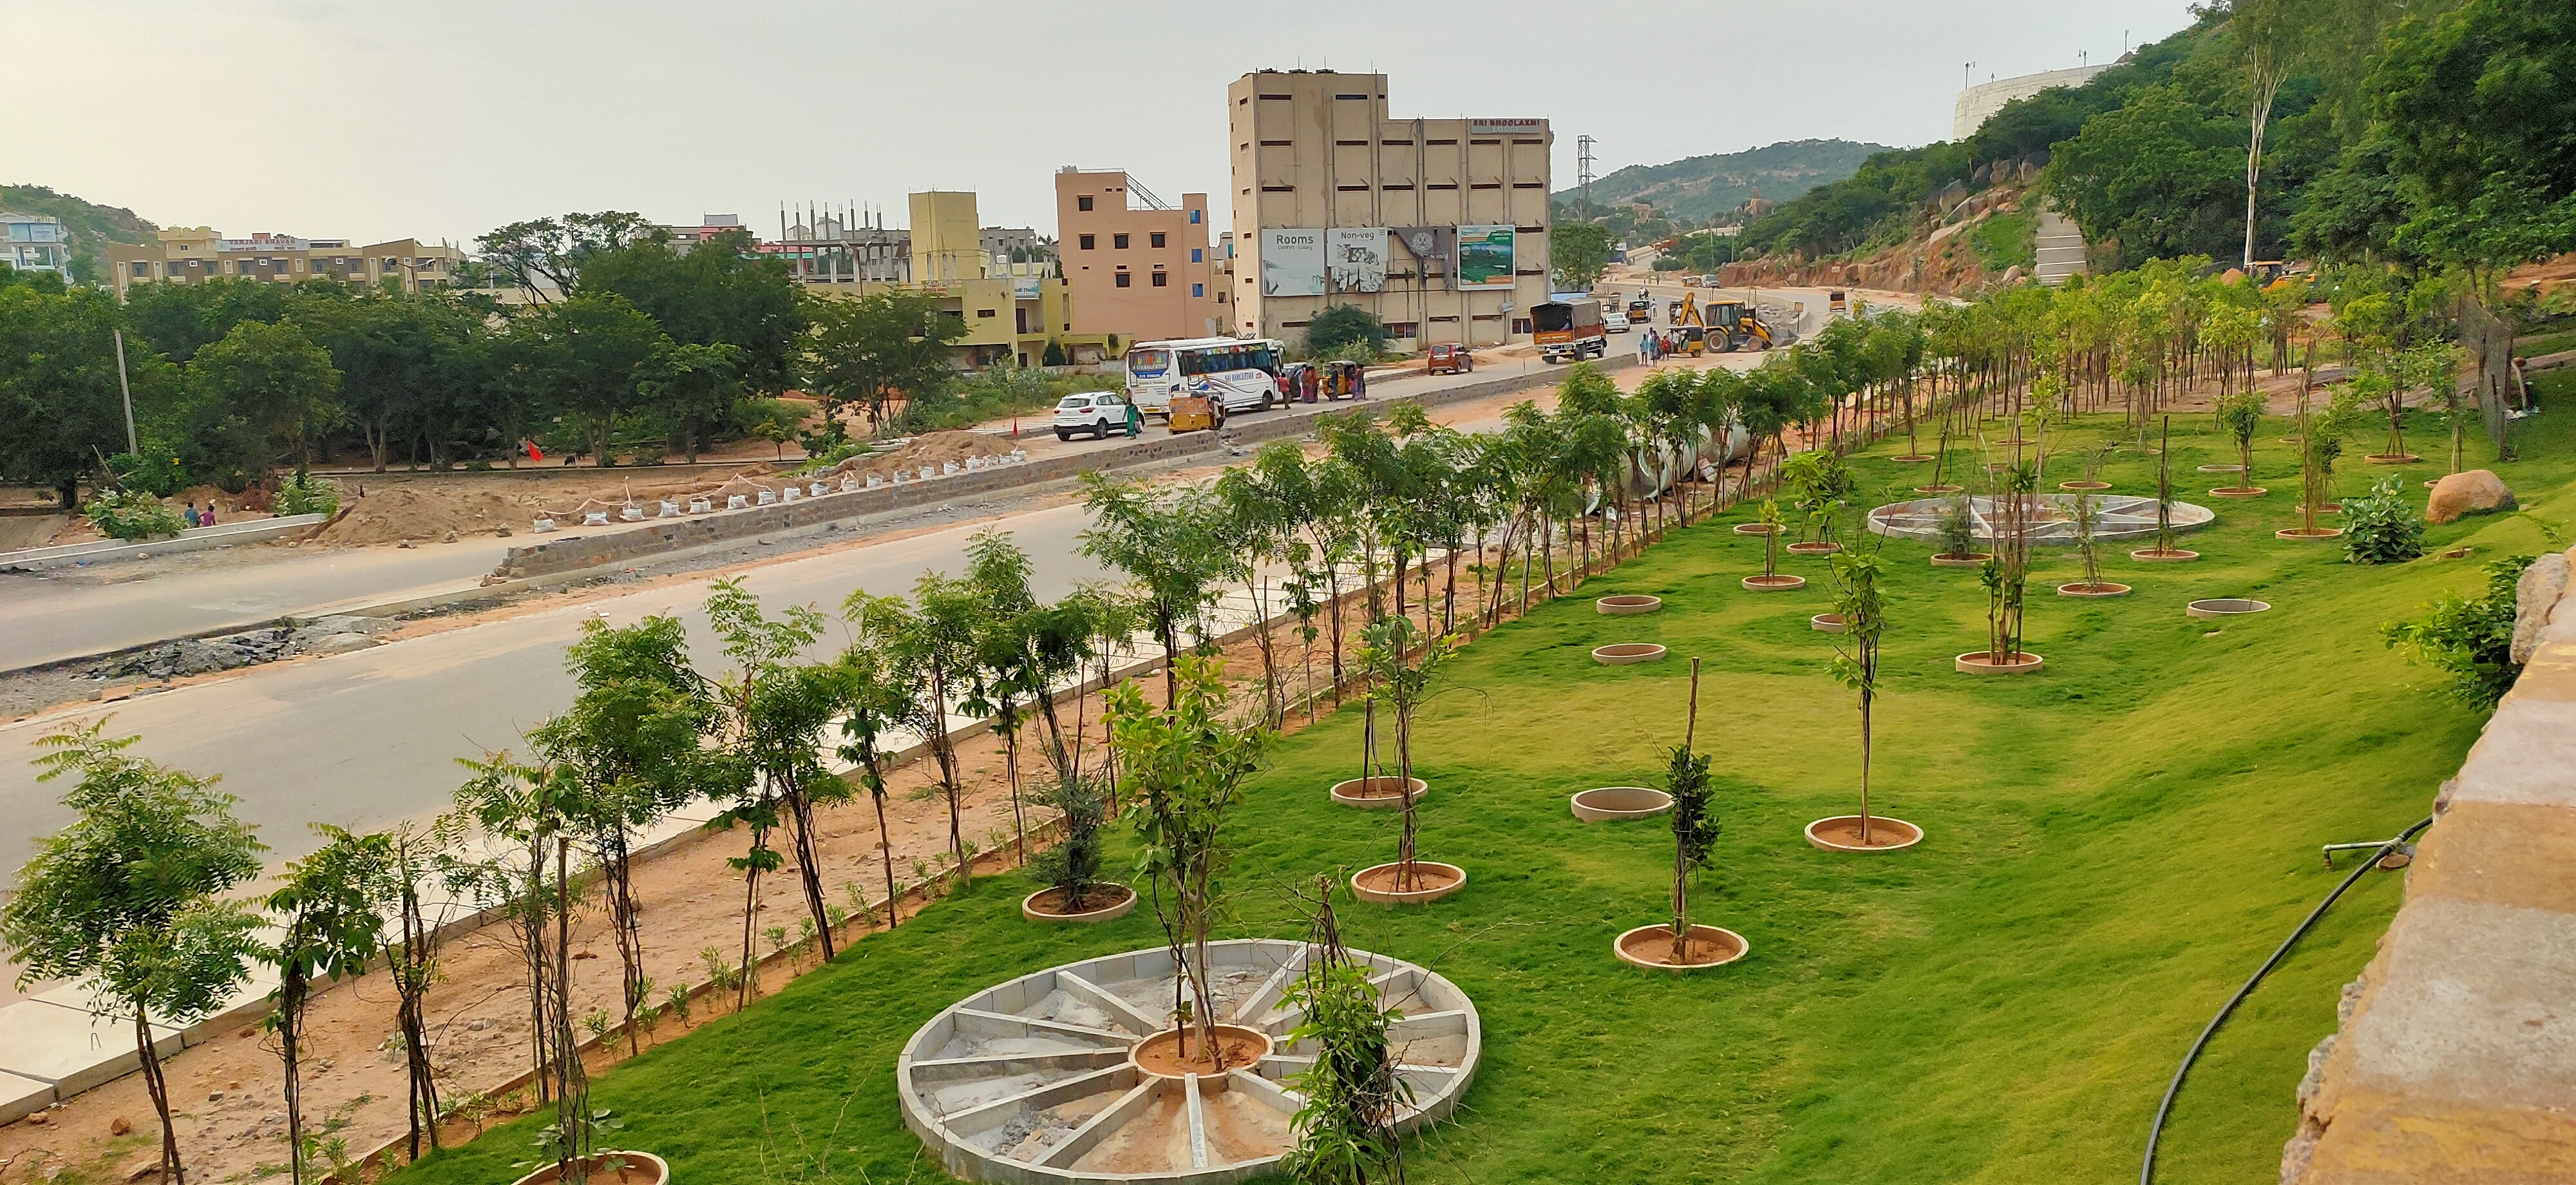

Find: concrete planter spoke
[1741,574,1806,592]
[1571,786,1673,822]
[1595,594,1662,615]
[1592,643,1667,665]
[1955,650,2045,674]
[1352,860,1467,904]
[2186,598,2271,619]
[1022,884,1139,924]
[1613,924,1748,971]
[1331,776,1427,810]
[1803,815,1924,853]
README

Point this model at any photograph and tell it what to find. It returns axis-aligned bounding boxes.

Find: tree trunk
[137,1006,182,1184]
[281,969,307,1184]
[785,773,837,962]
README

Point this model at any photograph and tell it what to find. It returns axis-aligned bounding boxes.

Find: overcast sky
[17,1,2197,247]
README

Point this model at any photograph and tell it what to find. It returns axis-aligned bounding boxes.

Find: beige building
[1227,70,1553,349]
[104,227,462,297]
[800,191,1119,370]
[1054,169,1223,341]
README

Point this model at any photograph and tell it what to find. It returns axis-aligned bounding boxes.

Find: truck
[1533,298,1607,363]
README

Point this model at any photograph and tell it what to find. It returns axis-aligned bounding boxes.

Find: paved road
[0,536,522,671]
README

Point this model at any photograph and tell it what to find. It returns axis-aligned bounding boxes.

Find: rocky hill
[1,184,162,282]
[1557,139,1888,224]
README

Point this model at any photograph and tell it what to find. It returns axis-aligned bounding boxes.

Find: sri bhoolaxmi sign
[1457,225,1516,287]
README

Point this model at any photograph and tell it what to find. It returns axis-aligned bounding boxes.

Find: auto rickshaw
[1168,392,1223,433]
[1278,362,1317,403]
[1320,359,1367,401]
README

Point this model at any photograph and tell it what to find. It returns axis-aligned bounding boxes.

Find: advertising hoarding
[1466,118,1545,137]
[1327,228,1388,293]
[1456,225,1517,288]
[1260,229,1326,297]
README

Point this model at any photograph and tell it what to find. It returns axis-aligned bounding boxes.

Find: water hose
[2139,813,2436,1184]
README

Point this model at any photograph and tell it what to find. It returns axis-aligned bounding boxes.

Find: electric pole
[1577,134,1596,213]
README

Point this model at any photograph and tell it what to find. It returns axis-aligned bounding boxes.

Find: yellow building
[104,227,462,297]
[808,191,1119,368]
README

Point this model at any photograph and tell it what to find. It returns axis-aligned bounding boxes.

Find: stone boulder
[2425,469,2513,524]
[2512,552,2571,665]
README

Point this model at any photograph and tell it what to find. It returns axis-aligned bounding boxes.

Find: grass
[904,366,1122,433]
[386,403,2572,1185]
[1968,211,2037,274]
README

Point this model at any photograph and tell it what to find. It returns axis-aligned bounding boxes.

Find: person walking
[1124,396,1142,439]
[1636,328,1652,366]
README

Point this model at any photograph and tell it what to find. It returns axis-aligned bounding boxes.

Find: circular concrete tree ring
[2130,547,2200,562]
[1929,553,1992,568]
[2207,486,2269,498]
[1023,884,1141,925]
[896,939,1480,1183]
[1742,574,1806,592]
[1330,777,1427,810]
[1613,924,1748,971]
[2276,527,2345,542]
[1955,650,2045,674]
[509,1152,670,1185]
[1351,861,1468,905]
[1870,493,2211,546]
[1593,643,1667,665]
[2196,463,2245,473]
[1571,787,1674,822]
[1129,1025,1274,1080]
[2056,582,2132,598]
[1811,612,1847,633]
[1913,484,1964,495]
[1595,594,1663,616]
[2059,480,2112,492]
[2186,598,2271,619]
[1890,454,1936,463]
[1732,523,1777,536]
[1803,815,1925,853]
[1785,540,1843,556]
[2365,453,2422,465]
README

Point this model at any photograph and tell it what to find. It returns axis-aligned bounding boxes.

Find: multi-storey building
[1054,169,1223,341]
[1226,70,1552,349]
[103,227,463,297]
[1,213,71,279]
[791,191,1117,370]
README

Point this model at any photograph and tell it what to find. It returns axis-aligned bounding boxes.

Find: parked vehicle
[1276,361,1317,403]
[1426,343,1474,375]
[1124,337,1282,417]
[1052,392,1130,441]
[1604,310,1631,333]
[1318,359,1368,400]
[1534,297,1608,363]
[1166,393,1224,433]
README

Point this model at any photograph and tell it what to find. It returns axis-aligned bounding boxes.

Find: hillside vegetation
[1555,138,1888,225]
[0,184,162,283]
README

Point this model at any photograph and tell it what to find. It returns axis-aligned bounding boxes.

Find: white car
[1052,392,1131,441]
[1604,310,1631,333]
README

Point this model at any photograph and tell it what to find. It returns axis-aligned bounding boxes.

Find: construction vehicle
[1669,292,1709,357]
[1533,297,1608,363]
[1703,298,1779,352]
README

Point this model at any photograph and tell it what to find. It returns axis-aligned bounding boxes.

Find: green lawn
[390,406,2570,1185]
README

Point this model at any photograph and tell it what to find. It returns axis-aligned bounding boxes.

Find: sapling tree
[2298,386,2364,533]
[708,580,851,968]
[2407,341,2468,475]
[832,618,914,929]
[390,820,459,1159]
[261,826,390,1185]
[1665,661,1718,964]
[2219,388,2266,489]
[1028,775,1110,913]
[1937,493,1980,561]
[2069,443,2116,589]
[1829,551,1889,842]
[1108,657,1269,1065]
[1079,473,1231,710]
[963,531,1042,860]
[1980,447,2040,664]
[1758,498,1785,580]
[2,723,265,1185]
[1282,875,1410,1185]
[1779,449,1853,545]
[848,573,981,876]
[2151,417,2181,555]
[1354,616,1464,892]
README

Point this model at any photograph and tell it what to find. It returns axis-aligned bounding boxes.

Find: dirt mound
[820,431,1018,486]
[317,484,535,545]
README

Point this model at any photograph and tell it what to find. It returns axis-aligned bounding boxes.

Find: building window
[1472,182,1502,190]
[1513,138,1546,145]
[1188,209,1202,224]
[1385,321,1417,339]
[1077,195,1094,212]
[1425,138,1457,146]
[130,261,149,278]
[1150,232,1166,248]
[1335,139,1368,146]
[1193,283,1205,297]
[1259,139,1293,146]
[1382,139,1414,147]
[1336,185,1370,192]
[1381,183,1415,191]
[1115,272,1132,288]
[1512,318,1533,335]
[1335,93,1370,100]
[1260,185,1295,193]
[977,308,997,318]
[1512,182,1545,189]
[1190,248,1202,263]
[1079,234,1095,250]
[1151,271,1168,287]
[1113,233,1130,249]
[1428,183,1459,191]
[1471,138,1502,146]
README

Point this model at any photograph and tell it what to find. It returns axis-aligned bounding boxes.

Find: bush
[84,488,185,540]
[2382,556,2531,708]
[2342,477,2425,564]
[107,452,185,498]
[1938,495,1978,557]
[1304,305,1387,355]
[273,471,340,518]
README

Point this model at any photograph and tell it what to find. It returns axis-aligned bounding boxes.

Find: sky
[14,1,2201,249]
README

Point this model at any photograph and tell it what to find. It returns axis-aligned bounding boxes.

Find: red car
[1426,343,1473,375]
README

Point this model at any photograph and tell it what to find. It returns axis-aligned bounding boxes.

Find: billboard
[1457,225,1517,288]
[1260,229,1326,297]
[1391,225,1456,285]
[1327,228,1388,293]
[1466,118,1544,137]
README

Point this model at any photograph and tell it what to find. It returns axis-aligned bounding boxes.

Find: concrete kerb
[0,513,330,572]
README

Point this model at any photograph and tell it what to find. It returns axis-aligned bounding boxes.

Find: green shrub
[1304,304,1387,355]
[2382,556,2530,707]
[1938,494,1978,557]
[2342,477,2425,564]
[107,452,185,498]
[273,471,340,517]
[84,488,186,540]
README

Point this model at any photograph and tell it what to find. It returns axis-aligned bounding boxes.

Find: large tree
[803,290,964,431]
[187,319,345,470]
[0,281,164,507]
[2373,0,2576,272]
[582,227,807,394]
[474,211,654,302]
[1549,222,1613,291]
[496,292,671,462]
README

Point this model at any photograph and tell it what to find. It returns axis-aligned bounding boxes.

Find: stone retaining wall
[2282,545,2576,1184]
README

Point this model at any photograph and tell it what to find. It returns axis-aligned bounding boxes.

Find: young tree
[2219,388,2268,487]
[1027,775,1110,913]
[706,581,849,968]
[1354,617,1463,893]
[1281,877,1410,1185]
[388,820,459,1159]
[1079,473,1231,710]
[962,531,1043,860]
[1664,663,1718,964]
[833,620,916,929]
[1829,551,1890,844]
[2,723,265,1185]
[848,574,981,873]
[1108,657,1269,1065]
[261,826,390,1185]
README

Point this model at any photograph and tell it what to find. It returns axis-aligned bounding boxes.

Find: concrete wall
[2282,546,2576,1184]
[1953,64,2110,139]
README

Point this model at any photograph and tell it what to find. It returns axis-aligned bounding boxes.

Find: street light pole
[113,328,137,455]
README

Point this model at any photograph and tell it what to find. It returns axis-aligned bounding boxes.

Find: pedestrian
[1124,397,1142,439]
[183,501,202,528]
[1636,329,1651,365]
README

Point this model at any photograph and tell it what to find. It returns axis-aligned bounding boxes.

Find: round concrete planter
[2365,453,2422,465]
[1929,553,1992,568]
[2196,463,2245,473]
[2186,598,2271,619]
[1891,454,1936,463]
[1613,924,1748,971]
[1785,540,1843,556]
[509,1152,670,1185]
[1811,612,1846,633]
[1955,650,2045,674]
[1596,594,1663,615]
[1351,860,1467,904]
[2130,547,2200,562]
[2297,502,2343,515]
[1913,484,1964,495]
[1571,786,1673,822]
[1129,1024,1274,1081]
[1742,574,1806,592]
[2208,486,2269,498]
[1331,776,1428,810]
[2057,582,2132,598]
[1732,522,1777,536]
[1021,883,1139,924]
[2277,527,2345,541]
[1803,815,1925,853]
[1592,643,1667,665]
[2060,480,2112,492]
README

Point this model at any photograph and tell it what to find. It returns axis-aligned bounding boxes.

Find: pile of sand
[820,431,1018,485]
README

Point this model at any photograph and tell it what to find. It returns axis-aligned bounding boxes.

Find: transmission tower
[1577,135,1596,211]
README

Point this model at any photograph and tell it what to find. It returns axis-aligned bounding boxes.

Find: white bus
[1124,337,1284,417]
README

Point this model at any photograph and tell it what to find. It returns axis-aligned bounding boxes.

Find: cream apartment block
[104,227,463,297]
[1055,169,1224,341]
[1227,70,1552,348]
